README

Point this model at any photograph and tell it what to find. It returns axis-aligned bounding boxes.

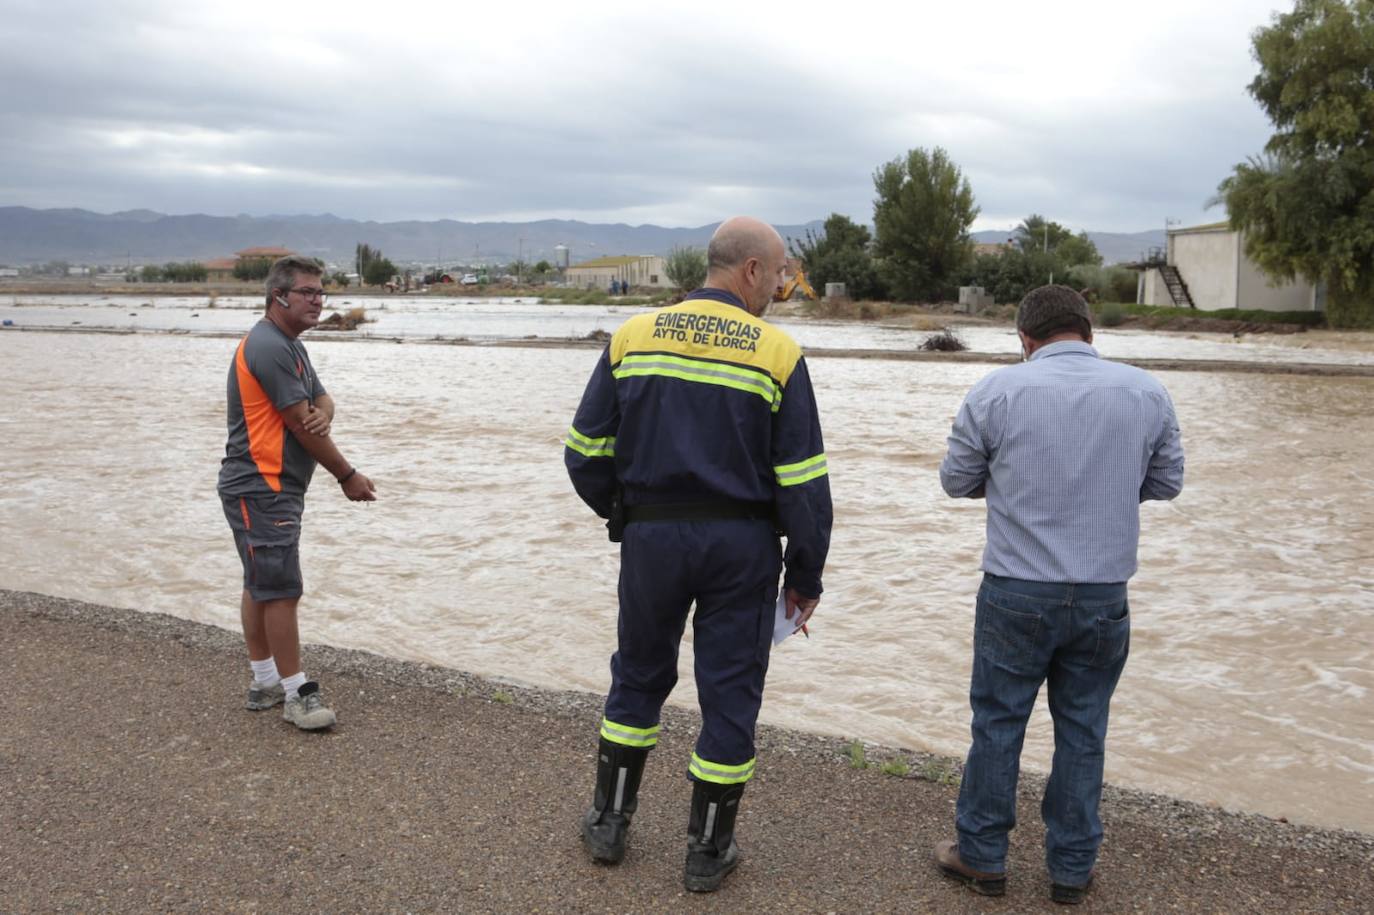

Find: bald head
[707,216,783,270]
[705,216,787,315]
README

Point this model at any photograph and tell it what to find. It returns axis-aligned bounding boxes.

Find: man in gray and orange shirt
[218,254,376,730]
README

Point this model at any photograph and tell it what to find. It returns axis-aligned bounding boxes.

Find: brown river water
[1,328,1371,833]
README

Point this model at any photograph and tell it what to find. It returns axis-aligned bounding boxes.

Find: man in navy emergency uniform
[564,216,832,892]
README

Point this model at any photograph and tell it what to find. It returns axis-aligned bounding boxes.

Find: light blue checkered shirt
[940,341,1184,583]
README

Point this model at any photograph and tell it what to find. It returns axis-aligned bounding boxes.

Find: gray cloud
[0,0,1283,232]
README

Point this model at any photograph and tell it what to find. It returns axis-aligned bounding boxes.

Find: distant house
[202,247,297,283]
[235,246,295,260]
[1135,222,1321,312]
[204,258,239,282]
[973,241,1014,257]
[566,255,670,290]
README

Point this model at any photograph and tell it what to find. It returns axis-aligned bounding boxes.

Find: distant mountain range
[0,207,1164,267]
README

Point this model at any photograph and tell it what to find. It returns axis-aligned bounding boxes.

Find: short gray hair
[264,255,324,305]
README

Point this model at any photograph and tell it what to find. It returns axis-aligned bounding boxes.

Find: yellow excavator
[774,266,817,302]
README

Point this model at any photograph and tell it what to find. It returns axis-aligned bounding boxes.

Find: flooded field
[3,293,1372,365]
[1,325,1371,833]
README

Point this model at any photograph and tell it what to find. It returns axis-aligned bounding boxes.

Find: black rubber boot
[683,779,744,892]
[580,738,648,864]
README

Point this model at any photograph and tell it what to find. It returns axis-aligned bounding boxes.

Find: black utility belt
[623,500,775,524]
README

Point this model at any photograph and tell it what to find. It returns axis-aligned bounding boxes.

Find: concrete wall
[1237,256,1316,312]
[1165,226,1319,312]
[1172,228,1238,311]
[1139,268,1172,306]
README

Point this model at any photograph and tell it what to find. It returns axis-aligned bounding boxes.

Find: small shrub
[1097,302,1125,327]
[918,328,967,352]
[881,760,910,777]
[492,691,514,705]
[918,759,960,786]
[846,739,868,769]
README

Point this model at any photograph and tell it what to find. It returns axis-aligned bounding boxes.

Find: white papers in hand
[773,592,806,646]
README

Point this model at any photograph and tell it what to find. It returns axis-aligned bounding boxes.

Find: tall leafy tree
[363,256,398,287]
[1217,0,1374,327]
[355,243,377,280]
[872,147,979,301]
[789,213,885,300]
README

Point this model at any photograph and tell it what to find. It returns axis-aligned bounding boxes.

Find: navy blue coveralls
[564,288,832,787]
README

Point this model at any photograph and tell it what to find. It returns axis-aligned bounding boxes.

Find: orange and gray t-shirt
[218,319,327,497]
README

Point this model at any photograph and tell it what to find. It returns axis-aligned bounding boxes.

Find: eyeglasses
[286,286,329,303]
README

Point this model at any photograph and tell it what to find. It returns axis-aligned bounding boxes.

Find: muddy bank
[1115,314,1311,335]
[7,322,1373,378]
[2,589,1370,913]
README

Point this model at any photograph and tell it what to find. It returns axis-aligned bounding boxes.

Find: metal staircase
[1158,264,1195,308]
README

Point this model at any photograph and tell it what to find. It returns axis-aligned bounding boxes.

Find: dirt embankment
[3,589,1372,913]
[1116,314,1311,335]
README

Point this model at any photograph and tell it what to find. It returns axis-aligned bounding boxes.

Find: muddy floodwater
[1,321,1371,834]
[5,293,1374,366]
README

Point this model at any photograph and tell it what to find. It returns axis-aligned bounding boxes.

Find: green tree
[664,245,707,292]
[789,213,885,300]
[162,261,207,282]
[233,257,273,281]
[355,243,378,280]
[872,147,979,301]
[1217,0,1374,327]
[960,248,1062,304]
[363,256,398,287]
[331,271,350,287]
[1015,214,1102,268]
[139,264,163,283]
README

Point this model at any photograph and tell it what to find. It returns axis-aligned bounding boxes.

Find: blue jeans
[956,573,1130,886]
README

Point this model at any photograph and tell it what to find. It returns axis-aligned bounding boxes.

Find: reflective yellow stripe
[600,717,660,748]
[688,752,756,784]
[613,353,782,413]
[774,453,828,487]
[564,425,615,458]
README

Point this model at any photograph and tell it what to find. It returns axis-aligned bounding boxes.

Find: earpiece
[275,295,290,309]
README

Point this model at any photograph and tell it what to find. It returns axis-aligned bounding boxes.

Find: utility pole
[517,236,525,285]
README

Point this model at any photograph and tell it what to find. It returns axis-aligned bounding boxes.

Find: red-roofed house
[235,246,295,259]
[204,257,239,282]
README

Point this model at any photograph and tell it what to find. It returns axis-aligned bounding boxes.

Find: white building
[566,255,671,290]
[1137,222,1322,312]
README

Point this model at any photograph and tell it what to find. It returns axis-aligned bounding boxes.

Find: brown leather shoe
[934,840,1006,896]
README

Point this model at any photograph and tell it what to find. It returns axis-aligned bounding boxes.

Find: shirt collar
[1030,339,1099,361]
[685,287,748,311]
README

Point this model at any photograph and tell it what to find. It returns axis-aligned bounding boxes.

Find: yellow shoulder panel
[611,299,801,385]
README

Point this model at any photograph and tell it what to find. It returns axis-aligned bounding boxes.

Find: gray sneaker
[246,680,285,710]
[282,681,336,730]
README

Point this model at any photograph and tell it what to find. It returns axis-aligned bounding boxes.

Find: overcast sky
[1,0,1288,233]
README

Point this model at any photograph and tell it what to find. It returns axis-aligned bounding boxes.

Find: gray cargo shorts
[221,492,306,600]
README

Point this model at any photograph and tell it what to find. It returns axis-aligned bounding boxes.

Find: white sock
[250,656,281,686]
[280,672,307,700]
